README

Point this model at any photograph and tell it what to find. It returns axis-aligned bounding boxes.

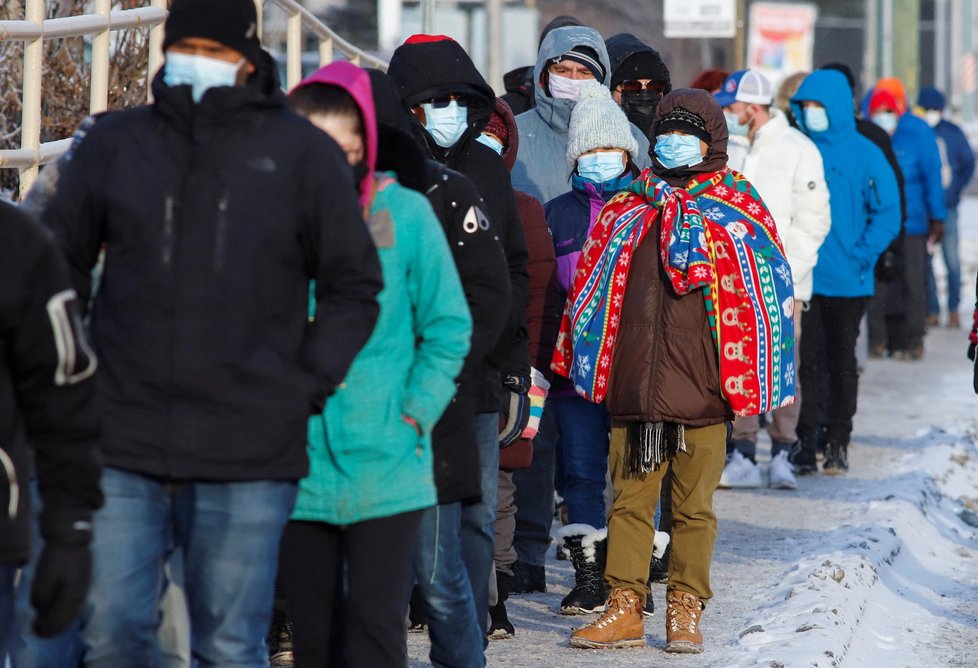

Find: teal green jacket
[293,176,472,525]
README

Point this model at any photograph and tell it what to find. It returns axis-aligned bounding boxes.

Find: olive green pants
[605,422,727,606]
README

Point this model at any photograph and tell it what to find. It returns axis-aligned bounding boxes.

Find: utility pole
[734,0,747,69]
[422,0,435,34]
[487,0,503,93]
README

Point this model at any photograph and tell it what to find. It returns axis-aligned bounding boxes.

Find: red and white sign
[747,2,818,81]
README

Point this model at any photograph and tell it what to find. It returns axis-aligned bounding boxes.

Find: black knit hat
[163,0,262,66]
[654,106,710,144]
[611,51,671,91]
[550,45,605,81]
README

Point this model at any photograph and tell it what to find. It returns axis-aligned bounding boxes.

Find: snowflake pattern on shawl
[551,167,796,417]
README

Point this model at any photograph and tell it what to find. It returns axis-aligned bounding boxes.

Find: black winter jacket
[0,202,103,565]
[39,56,382,482]
[388,37,530,413]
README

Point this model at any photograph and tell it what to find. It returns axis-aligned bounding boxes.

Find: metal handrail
[1,0,388,199]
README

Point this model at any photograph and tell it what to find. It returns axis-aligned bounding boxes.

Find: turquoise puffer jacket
[293,176,472,525]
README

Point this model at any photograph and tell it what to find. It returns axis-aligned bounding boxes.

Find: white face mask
[924,110,942,128]
[548,73,590,101]
[163,51,244,103]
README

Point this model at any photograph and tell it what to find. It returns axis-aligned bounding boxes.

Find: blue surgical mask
[803,106,830,133]
[163,51,244,103]
[577,151,626,183]
[476,133,504,155]
[422,101,469,148]
[872,111,899,134]
[654,134,704,170]
[724,110,749,137]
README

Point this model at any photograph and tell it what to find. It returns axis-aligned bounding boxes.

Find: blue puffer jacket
[918,85,976,210]
[511,26,650,205]
[889,113,947,236]
[791,71,901,297]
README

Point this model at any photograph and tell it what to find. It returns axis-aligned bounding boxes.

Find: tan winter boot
[569,588,646,649]
[665,589,704,654]
[948,311,961,329]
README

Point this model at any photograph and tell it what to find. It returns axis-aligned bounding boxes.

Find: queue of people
[1,0,973,666]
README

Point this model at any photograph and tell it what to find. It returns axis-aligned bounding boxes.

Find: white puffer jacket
[738,110,832,302]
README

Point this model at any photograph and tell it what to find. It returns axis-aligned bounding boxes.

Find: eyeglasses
[617,80,667,93]
[425,95,469,109]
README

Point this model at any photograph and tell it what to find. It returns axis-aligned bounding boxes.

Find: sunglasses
[617,80,667,93]
[426,95,469,109]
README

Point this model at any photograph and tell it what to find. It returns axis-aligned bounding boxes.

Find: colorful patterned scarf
[551,168,796,417]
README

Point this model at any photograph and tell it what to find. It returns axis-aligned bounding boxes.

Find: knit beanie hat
[654,105,711,144]
[549,45,606,81]
[565,81,640,167]
[917,86,946,111]
[611,51,671,91]
[485,111,510,147]
[868,88,901,115]
[164,0,262,66]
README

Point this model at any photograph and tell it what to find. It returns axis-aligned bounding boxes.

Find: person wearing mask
[281,62,472,667]
[605,33,671,140]
[32,1,385,664]
[865,79,946,361]
[502,15,583,116]
[511,25,651,206]
[714,69,831,490]
[0,202,102,656]
[556,88,794,653]
[387,34,531,642]
[918,86,976,329]
[789,70,901,475]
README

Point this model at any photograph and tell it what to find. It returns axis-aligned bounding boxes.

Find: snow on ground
[408,204,978,667]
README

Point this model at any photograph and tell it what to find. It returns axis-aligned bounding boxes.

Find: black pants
[279,510,423,668]
[869,235,929,352]
[797,295,868,450]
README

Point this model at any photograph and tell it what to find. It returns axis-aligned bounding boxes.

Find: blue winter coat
[889,114,946,236]
[511,26,650,205]
[791,71,901,298]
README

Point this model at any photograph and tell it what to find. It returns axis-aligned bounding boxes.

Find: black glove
[31,512,94,637]
[929,219,944,245]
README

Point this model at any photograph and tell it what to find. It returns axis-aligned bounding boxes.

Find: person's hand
[929,219,944,245]
[31,513,93,637]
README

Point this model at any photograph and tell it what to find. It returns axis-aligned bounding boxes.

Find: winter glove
[968,307,978,394]
[929,219,944,245]
[520,367,551,440]
[31,512,94,637]
[498,374,531,447]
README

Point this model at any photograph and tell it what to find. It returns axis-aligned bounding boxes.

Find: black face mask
[620,90,662,138]
[351,160,369,186]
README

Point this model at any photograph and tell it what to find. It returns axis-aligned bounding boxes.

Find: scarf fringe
[624,422,687,478]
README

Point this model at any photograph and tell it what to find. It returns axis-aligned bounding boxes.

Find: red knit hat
[484,111,509,148]
[404,34,455,45]
[868,88,900,115]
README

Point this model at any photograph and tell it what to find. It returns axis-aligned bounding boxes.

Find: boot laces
[668,597,700,634]
[592,591,634,628]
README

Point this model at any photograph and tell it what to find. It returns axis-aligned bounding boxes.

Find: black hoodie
[39,51,383,482]
[389,37,530,412]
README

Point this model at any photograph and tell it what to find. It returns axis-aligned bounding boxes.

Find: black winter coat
[0,202,103,565]
[388,38,530,413]
[39,57,382,482]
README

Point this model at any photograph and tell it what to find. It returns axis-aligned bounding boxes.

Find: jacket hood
[605,33,671,91]
[387,35,496,157]
[874,77,908,114]
[366,68,431,193]
[651,88,727,184]
[493,96,520,171]
[292,61,377,209]
[532,26,612,134]
[790,70,856,138]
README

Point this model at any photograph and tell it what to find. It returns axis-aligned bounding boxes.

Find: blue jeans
[460,413,498,641]
[928,207,961,314]
[553,396,610,529]
[513,401,557,567]
[414,502,484,668]
[73,467,295,668]
[1,563,15,659]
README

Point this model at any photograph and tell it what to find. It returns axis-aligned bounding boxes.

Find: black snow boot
[648,530,671,584]
[822,441,849,476]
[788,436,818,475]
[408,585,427,632]
[510,560,546,594]
[556,525,608,615]
[267,604,295,668]
[488,570,515,639]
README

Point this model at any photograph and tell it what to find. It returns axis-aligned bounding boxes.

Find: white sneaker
[769,451,798,490]
[718,450,762,488]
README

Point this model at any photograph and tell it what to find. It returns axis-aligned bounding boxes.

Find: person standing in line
[917,86,976,329]
[387,34,531,642]
[865,79,946,360]
[33,1,384,665]
[789,70,901,475]
[557,88,795,654]
[605,33,671,141]
[0,202,102,657]
[714,69,831,490]
[280,62,472,667]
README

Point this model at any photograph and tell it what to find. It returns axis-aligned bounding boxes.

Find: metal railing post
[319,37,333,67]
[147,0,168,102]
[286,10,302,90]
[19,0,44,198]
[90,0,111,114]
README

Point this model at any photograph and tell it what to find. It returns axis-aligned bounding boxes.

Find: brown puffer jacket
[605,88,733,427]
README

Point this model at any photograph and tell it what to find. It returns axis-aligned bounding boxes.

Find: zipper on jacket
[162,194,176,268]
[0,445,19,521]
[214,188,230,272]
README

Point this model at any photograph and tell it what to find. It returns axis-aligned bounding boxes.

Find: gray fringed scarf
[624,421,687,477]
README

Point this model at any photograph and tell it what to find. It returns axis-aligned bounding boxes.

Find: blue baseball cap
[714,69,773,107]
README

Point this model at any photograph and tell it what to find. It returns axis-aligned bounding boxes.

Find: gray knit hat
[566,81,640,168]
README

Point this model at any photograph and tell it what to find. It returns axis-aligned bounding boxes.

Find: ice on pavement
[408,201,978,667]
